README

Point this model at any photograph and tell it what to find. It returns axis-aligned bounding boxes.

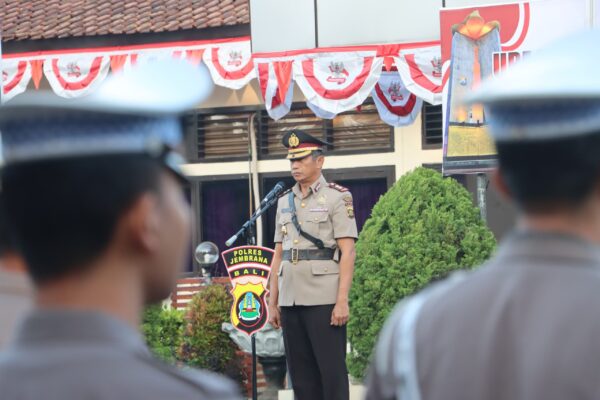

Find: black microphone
[260,181,286,207]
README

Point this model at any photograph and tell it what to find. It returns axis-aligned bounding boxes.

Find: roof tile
[1,0,249,42]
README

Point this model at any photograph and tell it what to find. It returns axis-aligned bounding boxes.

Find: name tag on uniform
[310,208,329,212]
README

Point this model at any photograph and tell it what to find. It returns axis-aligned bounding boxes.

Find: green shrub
[178,284,246,385]
[347,167,496,379]
[141,304,184,362]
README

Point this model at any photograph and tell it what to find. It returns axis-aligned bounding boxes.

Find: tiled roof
[1,0,250,42]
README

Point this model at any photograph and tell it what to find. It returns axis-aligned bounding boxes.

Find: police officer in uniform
[366,30,600,400]
[268,130,357,400]
[0,61,241,400]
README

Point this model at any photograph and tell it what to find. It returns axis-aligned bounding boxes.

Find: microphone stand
[225,193,280,400]
[225,194,280,248]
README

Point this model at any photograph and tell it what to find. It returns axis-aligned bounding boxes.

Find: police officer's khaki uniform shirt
[0,310,242,400]
[274,175,358,306]
[366,231,600,400]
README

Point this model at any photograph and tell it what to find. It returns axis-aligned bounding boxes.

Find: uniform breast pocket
[304,212,329,237]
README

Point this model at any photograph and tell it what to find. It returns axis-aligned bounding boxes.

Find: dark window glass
[422,102,443,149]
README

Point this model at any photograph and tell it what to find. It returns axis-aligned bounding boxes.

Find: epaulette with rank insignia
[328,182,349,192]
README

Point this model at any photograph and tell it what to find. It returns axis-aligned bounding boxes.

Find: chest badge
[318,195,327,205]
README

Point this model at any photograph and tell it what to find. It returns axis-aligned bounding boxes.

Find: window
[192,102,395,161]
[422,102,443,149]
[330,103,393,152]
[258,107,324,158]
[195,112,253,161]
[258,102,393,159]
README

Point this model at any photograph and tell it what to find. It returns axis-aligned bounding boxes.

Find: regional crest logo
[66,62,82,78]
[388,81,404,102]
[327,61,349,85]
[227,50,243,67]
[430,57,442,78]
[222,246,275,336]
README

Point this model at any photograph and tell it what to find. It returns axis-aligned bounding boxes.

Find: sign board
[222,246,275,336]
[440,0,589,174]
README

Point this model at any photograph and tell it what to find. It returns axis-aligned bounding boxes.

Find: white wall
[250,0,316,52]
[317,0,443,46]
[444,0,523,8]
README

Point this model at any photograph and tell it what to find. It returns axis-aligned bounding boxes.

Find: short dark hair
[1,154,163,284]
[496,131,600,212]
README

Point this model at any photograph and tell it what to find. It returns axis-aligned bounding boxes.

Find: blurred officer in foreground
[268,130,357,400]
[366,30,600,400]
[0,60,241,400]
[0,195,31,348]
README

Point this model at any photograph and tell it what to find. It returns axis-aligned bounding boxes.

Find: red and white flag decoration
[2,59,32,103]
[371,72,422,127]
[255,60,294,120]
[43,55,110,98]
[306,101,337,119]
[395,45,445,105]
[203,41,255,90]
[293,52,383,115]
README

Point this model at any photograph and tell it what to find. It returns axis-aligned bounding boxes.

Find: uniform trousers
[280,304,349,400]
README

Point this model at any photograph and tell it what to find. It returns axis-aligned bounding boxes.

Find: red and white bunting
[306,101,337,119]
[2,59,32,103]
[256,61,294,121]
[371,72,422,127]
[395,45,444,105]
[43,55,110,98]
[293,52,383,115]
[203,42,255,90]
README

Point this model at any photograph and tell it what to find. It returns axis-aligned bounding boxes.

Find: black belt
[282,248,336,264]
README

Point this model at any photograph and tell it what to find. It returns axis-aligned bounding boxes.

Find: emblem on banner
[327,62,349,84]
[430,57,442,78]
[66,62,82,78]
[227,50,243,67]
[388,82,404,102]
[222,246,275,336]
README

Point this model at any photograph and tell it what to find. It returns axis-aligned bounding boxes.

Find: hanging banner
[440,0,589,174]
[395,45,445,106]
[203,41,256,90]
[43,54,110,98]
[222,246,275,336]
[2,59,32,102]
[306,100,337,119]
[256,60,294,120]
[372,72,422,127]
[293,51,383,115]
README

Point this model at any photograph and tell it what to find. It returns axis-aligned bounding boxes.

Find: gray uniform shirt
[0,310,242,400]
[366,231,600,400]
[0,269,31,349]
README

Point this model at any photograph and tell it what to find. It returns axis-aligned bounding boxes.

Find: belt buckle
[291,248,299,265]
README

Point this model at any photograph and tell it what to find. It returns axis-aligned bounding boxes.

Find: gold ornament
[346,206,355,218]
[288,133,300,148]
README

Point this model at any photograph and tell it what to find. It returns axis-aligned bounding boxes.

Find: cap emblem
[288,133,300,148]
